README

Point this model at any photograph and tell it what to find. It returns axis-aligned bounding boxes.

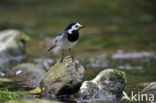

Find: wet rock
[5,99,62,103]
[0,29,30,72]
[7,63,46,89]
[40,56,85,99]
[142,82,156,96]
[0,78,18,90]
[78,69,126,103]
[0,72,5,77]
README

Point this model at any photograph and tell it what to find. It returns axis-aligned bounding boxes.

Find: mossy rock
[78,69,126,103]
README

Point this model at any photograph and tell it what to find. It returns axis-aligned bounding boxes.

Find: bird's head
[65,22,85,34]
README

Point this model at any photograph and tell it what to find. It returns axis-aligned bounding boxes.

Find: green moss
[114,69,126,82]
[15,32,31,43]
[0,90,23,102]
[20,32,31,41]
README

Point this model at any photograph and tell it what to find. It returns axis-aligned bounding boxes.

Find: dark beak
[80,25,85,28]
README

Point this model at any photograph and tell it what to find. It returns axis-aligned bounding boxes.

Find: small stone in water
[42,87,46,91]
[16,70,22,75]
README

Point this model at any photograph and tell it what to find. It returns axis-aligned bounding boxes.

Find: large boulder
[40,56,85,99]
[0,29,30,72]
[7,63,46,89]
[78,69,126,103]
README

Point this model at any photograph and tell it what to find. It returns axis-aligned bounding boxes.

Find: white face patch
[68,23,82,34]
[16,70,22,75]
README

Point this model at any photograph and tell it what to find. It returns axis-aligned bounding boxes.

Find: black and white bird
[48,22,85,62]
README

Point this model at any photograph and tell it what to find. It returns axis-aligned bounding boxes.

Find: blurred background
[0,0,156,98]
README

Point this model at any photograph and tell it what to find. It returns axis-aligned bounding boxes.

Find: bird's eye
[75,25,78,28]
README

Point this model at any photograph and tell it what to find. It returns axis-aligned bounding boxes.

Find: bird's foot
[71,56,75,62]
[60,57,64,63]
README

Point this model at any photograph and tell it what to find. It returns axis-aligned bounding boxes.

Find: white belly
[59,39,77,49]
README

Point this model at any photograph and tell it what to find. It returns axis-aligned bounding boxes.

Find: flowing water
[80,50,156,96]
[32,50,156,97]
[0,0,156,102]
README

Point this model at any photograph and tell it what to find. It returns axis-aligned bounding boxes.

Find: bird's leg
[69,48,75,62]
[60,49,64,62]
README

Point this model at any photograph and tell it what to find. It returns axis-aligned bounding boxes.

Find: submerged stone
[40,56,85,99]
[78,69,126,103]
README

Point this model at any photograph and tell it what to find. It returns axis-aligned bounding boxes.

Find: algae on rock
[78,69,126,103]
[0,90,26,102]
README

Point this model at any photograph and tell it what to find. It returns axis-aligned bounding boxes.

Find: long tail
[48,45,56,54]
[48,45,61,54]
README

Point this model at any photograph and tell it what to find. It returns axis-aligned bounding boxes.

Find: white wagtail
[48,22,85,62]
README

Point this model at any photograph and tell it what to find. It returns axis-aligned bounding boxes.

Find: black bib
[67,31,79,42]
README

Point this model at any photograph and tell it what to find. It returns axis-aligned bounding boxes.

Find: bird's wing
[54,30,67,45]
